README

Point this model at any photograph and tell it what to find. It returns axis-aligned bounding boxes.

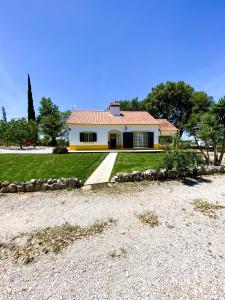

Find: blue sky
[0,0,225,119]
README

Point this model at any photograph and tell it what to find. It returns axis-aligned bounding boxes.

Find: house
[66,103,178,150]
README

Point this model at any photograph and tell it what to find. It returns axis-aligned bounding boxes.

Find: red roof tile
[67,110,159,125]
[158,119,178,131]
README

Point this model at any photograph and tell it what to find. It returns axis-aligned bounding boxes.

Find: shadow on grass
[182,177,212,186]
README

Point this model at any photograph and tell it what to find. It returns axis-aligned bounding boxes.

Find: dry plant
[0,218,116,264]
[137,210,159,227]
[192,200,225,219]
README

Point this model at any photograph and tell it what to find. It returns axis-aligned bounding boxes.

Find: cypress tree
[27,74,36,121]
[1,106,7,122]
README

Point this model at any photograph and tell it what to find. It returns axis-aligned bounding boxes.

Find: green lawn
[111,153,164,177]
[0,153,106,182]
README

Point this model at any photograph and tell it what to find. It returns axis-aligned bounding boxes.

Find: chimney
[109,102,120,116]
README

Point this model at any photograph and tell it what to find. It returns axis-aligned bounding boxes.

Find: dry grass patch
[0,218,116,264]
[137,210,159,227]
[193,200,225,219]
[109,247,128,259]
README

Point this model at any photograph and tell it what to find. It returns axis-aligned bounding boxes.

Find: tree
[211,97,225,165]
[38,97,63,146]
[1,106,7,122]
[0,120,11,146]
[144,81,213,136]
[115,98,144,111]
[8,118,36,149]
[60,110,71,140]
[196,113,223,165]
[27,74,36,121]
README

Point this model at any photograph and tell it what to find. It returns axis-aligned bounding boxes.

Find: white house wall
[69,125,160,146]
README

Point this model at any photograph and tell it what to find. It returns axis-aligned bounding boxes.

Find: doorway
[110,134,117,149]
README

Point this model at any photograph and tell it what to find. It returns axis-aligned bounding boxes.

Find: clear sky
[1,0,225,119]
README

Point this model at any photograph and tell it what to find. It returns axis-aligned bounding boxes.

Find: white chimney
[109,102,120,116]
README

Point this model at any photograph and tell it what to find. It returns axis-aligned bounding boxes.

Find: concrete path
[85,153,118,185]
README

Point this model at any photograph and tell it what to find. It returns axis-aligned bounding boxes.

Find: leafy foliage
[144,81,213,135]
[116,98,144,111]
[0,118,38,148]
[53,146,68,154]
[160,150,205,178]
[38,98,63,146]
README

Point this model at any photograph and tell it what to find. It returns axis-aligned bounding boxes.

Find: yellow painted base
[69,144,160,151]
[69,145,108,150]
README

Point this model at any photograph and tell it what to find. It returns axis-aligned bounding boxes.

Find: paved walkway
[85,153,118,185]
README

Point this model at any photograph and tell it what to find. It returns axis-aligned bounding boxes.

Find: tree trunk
[218,131,225,165]
[194,135,210,164]
[51,137,57,147]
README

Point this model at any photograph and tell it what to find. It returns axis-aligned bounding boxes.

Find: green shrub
[53,146,68,154]
[160,150,205,178]
[57,139,69,147]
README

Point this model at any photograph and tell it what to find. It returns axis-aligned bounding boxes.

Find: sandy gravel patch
[0,175,225,299]
[0,147,53,154]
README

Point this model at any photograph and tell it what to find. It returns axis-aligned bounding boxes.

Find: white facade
[69,124,160,150]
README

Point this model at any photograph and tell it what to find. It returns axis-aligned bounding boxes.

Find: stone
[25,183,34,192]
[81,185,92,191]
[58,183,67,190]
[34,184,42,192]
[47,178,53,184]
[16,185,25,193]
[51,183,60,190]
[30,179,37,184]
[1,181,10,187]
[8,184,17,193]
[0,186,9,193]
[42,183,51,191]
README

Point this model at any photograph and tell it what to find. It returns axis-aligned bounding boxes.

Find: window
[80,132,97,142]
[133,132,148,148]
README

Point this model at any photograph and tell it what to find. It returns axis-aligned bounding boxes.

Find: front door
[110,134,117,149]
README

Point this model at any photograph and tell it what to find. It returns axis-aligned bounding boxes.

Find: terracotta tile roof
[67,110,159,125]
[158,119,178,131]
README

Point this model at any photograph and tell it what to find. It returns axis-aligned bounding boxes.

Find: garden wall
[111,165,225,183]
[0,177,83,193]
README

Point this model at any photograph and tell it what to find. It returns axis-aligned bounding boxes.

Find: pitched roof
[158,119,178,131]
[67,110,159,125]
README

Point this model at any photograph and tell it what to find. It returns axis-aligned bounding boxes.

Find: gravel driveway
[0,175,225,299]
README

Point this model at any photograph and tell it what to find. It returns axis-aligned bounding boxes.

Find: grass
[0,218,116,264]
[0,153,106,182]
[192,199,225,219]
[111,153,164,177]
[137,210,159,227]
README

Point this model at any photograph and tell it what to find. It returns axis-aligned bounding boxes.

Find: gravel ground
[0,147,53,154]
[0,175,225,299]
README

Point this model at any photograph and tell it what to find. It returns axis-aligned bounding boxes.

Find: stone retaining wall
[0,177,83,193]
[111,165,225,183]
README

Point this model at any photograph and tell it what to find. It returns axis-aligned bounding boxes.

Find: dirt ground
[0,175,225,299]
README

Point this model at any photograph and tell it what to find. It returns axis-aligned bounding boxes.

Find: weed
[192,200,225,219]
[109,248,127,259]
[137,210,159,227]
[0,218,116,264]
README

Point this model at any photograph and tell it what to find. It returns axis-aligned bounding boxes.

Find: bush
[160,150,205,178]
[57,139,69,147]
[53,146,68,154]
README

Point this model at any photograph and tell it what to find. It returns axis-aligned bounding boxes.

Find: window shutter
[92,132,97,142]
[123,132,133,148]
[148,132,154,148]
[80,132,84,142]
